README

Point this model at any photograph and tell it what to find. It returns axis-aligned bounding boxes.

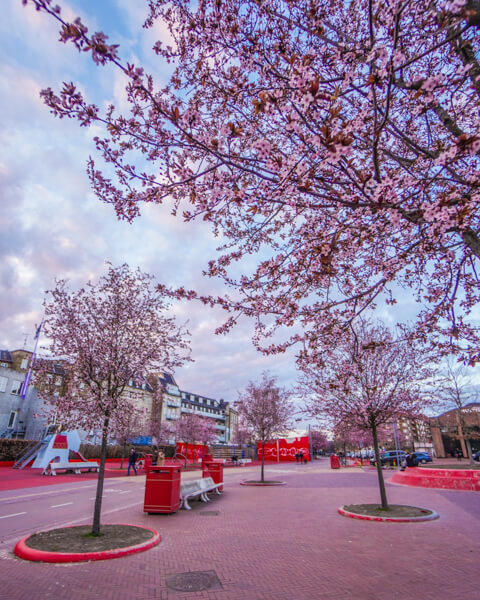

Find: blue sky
[0,0,302,411]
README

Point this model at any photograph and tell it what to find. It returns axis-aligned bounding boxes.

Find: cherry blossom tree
[146,383,176,454]
[21,0,480,367]
[232,422,255,446]
[175,412,216,465]
[301,320,435,509]
[110,403,148,469]
[35,263,190,535]
[309,430,331,455]
[197,417,218,446]
[236,371,293,482]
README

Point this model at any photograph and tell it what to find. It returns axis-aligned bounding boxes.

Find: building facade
[0,349,65,440]
[155,372,237,444]
[429,403,480,458]
[1,350,235,445]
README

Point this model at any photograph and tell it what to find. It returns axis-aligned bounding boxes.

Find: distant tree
[175,412,215,465]
[236,372,293,482]
[146,383,176,452]
[232,422,255,447]
[197,417,218,446]
[34,263,190,535]
[309,430,330,455]
[437,358,480,464]
[303,320,435,509]
[110,402,148,469]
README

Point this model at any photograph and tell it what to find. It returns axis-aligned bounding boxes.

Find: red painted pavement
[1,458,479,599]
[0,466,135,491]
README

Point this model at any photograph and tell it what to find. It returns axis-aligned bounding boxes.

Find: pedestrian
[405,452,417,468]
[299,451,304,463]
[157,450,165,466]
[295,452,300,463]
[455,448,462,461]
[127,448,138,475]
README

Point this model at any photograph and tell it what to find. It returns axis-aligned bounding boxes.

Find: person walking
[127,448,138,475]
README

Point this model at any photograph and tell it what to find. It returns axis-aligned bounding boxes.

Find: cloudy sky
[1,0,306,411]
[2,1,478,422]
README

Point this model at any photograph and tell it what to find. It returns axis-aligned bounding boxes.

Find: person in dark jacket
[127,448,138,475]
[405,452,418,468]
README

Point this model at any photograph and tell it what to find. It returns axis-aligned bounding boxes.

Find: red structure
[202,461,224,492]
[330,455,341,469]
[391,467,480,492]
[257,437,311,462]
[143,464,182,514]
[176,442,209,463]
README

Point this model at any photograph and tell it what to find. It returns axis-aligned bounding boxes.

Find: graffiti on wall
[257,437,311,462]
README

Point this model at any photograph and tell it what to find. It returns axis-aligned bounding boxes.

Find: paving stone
[0,460,479,599]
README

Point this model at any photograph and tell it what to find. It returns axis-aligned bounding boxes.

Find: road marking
[0,484,96,503]
[50,502,74,508]
[118,490,130,494]
[0,512,27,519]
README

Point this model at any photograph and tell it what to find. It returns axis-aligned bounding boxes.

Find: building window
[0,376,7,393]
[11,380,23,395]
[8,411,17,428]
[0,362,9,368]
[20,358,29,370]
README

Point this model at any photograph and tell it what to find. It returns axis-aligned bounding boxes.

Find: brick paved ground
[0,459,479,600]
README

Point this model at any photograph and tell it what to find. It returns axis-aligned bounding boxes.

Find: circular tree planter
[240,480,286,486]
[338,504,439,523]
[14,524,161,563]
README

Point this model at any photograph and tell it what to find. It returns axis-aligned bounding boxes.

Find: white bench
[180,476,223,510]
[43,461,99,476]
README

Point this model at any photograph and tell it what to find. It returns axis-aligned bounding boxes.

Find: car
[412,452,433,464]
[370,450,407,466]
[473,451,480,462]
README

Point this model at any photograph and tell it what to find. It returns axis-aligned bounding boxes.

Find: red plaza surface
[0,458,478,600]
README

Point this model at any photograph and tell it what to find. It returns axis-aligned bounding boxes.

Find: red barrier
[391,468,480,491]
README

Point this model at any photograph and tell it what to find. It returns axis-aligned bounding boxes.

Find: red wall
[176,442,209,463]
[257,437,311,462]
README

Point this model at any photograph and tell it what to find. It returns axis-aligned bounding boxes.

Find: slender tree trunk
[261,440,265,482]
[92,416,109,535]
[120,442,126,469]
[466,438,475,466]
[372,421,389,510]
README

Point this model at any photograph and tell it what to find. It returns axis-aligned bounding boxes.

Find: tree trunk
[466,438,475,466]
[92,416,109,535]
[260,440,265,482]
[120,442,126,469]
[372,421,389,510]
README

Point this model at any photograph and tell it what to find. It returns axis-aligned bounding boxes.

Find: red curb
[13,524,161,563]
[240,481,286,486]
[338,506,439,523]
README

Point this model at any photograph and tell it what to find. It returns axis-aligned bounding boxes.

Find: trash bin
[144,464,182,514]
[202,453,213,464]
[330,455,341,469]
[203,461,224,492]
